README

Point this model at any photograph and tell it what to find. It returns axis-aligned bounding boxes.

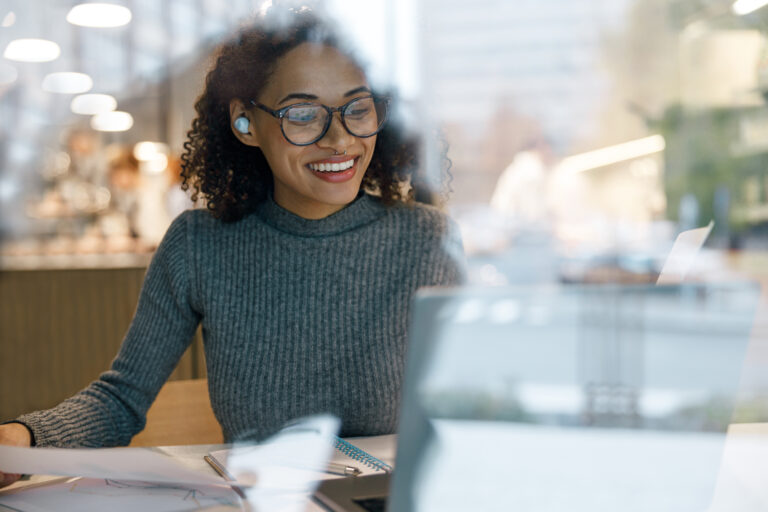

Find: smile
[307,158,355,173]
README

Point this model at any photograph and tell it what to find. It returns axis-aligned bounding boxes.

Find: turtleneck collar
[254,192,386,237]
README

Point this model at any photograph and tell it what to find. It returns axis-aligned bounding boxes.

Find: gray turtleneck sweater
[15,193,464,447]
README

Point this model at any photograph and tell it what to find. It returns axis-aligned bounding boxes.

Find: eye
[345,98,375,119]
[285,105,322,124]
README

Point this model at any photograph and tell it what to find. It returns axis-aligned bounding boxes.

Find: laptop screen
[390,283,760,512]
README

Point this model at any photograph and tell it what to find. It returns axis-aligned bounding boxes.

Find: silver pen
[282,460,362,476]
[325,462,362,477]
[204,454,248,499]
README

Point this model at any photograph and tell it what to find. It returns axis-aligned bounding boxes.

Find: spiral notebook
[331,436,393,474]
[206,435,392,485]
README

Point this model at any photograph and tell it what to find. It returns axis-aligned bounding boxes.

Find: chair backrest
[129,378,223,446]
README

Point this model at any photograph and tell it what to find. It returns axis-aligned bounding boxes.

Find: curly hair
[180,9,423,222]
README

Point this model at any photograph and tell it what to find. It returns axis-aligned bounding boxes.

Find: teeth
[309,158,354,172]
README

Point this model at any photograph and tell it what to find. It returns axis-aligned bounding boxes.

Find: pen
[324,462,362,477]
[289,460,362,476]
[236,460,362,477]
[204,455,247,499]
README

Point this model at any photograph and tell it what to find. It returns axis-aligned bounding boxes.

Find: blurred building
[418,0,634,204]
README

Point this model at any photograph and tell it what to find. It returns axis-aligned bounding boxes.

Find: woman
[0,7,463,486]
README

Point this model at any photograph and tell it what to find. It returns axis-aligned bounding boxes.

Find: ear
[229,99,260,147]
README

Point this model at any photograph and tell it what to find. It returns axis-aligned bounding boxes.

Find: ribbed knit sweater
[15,193,464,447]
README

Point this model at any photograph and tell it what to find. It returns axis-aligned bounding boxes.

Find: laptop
[315,282,759,511]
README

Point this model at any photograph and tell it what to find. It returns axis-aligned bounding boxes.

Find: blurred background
[0,0,767,421]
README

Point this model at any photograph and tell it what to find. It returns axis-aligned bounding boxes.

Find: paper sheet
[0,415,343,512]
[224,415,340,489]
[0,445,224,486]
[225,415,340,512]
[656,220,714,285]
[0,477,241,512]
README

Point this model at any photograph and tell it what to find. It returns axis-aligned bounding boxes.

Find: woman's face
[238,43,377,219]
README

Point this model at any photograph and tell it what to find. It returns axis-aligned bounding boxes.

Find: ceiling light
[1,11,15,27]
[559,135,666,174]
[133,141,169,161]
[3,38,60,63]
[733,0,768,14]
[143,154,169,174]
[91,111,133,132]
[0,62,17,85]
[71,93,117,114]
[66,3,132,28]
[42,72,93,94]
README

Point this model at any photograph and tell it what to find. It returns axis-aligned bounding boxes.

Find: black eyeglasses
[250,95,390,146]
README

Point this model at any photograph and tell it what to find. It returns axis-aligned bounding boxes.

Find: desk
[4,428,768,510]
[0,436,397,512]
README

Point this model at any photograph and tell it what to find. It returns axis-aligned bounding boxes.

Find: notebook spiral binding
[334,437,393,473]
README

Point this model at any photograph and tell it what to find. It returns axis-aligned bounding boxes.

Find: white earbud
[234,116,250,134]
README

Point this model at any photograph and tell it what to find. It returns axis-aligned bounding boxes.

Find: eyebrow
[343,86,372,97]
[277,93,318,104]
[277,86,372,105]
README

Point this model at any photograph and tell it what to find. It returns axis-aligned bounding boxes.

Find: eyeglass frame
[249,94,391,147]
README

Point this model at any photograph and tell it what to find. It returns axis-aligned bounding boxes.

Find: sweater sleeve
[15,212,201,447]
[434,216,467,286]
[415,209,467,288]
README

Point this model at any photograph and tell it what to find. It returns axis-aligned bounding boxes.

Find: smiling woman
[230,43,381,219]
[181,9,420,222]
[0,6,465,481]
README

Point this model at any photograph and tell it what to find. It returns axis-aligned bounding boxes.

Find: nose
[316,112,354,152]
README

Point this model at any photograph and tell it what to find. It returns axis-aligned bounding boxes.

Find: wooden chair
[129,378,224,446]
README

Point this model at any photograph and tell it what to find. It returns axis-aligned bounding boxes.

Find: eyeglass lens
[282,96,387,145]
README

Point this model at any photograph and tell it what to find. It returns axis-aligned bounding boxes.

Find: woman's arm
[10,212,202,447]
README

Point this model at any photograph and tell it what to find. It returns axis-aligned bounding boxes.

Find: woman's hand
[0,423,32,488]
